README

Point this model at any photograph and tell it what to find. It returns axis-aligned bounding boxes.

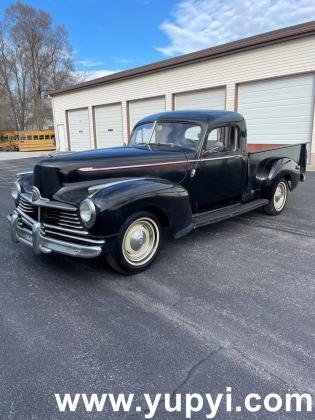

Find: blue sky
[1,0,315,79]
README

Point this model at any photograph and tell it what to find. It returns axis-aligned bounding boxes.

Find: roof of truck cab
[136,110,244,126]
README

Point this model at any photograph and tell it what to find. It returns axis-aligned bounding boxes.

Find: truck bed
[247,142,307,187]
[247,144,289,153]
[247,143,307,162]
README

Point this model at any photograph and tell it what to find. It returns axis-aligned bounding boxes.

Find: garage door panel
[240,96,312,110]
[241,106,312,118]
[129,96,165,132]
[248,135,307,144]
[238,74,314,145]
[240,83,312,100]
[95,103,123,148]
[248,126,310,135]
[241,74,312,91]
[175,87,225,110]
[248,127,310,137]
[68,108,91,151]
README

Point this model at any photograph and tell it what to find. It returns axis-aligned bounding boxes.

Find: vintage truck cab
[8,110,307,274]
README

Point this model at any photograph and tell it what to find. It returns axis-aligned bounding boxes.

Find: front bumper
[7,210,104,259]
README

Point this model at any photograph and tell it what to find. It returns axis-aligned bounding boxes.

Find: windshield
[129,121,202,151]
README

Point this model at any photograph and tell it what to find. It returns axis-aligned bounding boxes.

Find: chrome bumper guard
[7,210,104,259]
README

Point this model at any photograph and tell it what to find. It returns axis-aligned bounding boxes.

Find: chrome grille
[17,196,38,218]
[16,193,91,239]
[41,207,85,232]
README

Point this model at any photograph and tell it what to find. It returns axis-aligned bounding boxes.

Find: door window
[206,125,239,152]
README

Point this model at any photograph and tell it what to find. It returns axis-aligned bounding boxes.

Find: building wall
[52,36,315,154]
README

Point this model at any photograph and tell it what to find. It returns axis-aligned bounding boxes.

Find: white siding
[67,108,90,151]
[175,87,226,110]
[129,96,165,132]
[94,103,123,148]
[238,74,315,144]
[52,36,315,153]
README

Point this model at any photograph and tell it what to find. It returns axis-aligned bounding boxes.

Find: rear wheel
[106,211,162,274]
[264,179,288,215]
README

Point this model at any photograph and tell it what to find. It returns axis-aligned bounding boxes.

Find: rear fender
[259,158,300,198]
[89,178,193,238]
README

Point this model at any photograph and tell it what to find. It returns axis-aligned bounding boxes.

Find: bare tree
[0,2,78,130]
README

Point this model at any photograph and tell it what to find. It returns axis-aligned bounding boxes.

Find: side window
[229,126,240,151]
[206,125,239,152]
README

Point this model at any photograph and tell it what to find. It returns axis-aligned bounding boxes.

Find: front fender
[258,158,300,198]
[90,178,193,238]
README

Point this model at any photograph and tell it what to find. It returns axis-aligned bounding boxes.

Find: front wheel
[264,179,288,215]
[106,212,162,274]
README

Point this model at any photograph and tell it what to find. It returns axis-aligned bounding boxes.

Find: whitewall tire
[264,179,288,215]
[106,211,162,274]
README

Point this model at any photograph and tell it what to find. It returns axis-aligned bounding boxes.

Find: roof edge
[50,20,315,96]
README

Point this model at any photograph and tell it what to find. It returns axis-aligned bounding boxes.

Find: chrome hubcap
[274,181,287,211]
[122,218,159,266]
[130,229,146,251]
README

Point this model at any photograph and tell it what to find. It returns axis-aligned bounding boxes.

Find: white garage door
[68,108,91,151]
[175,87,226,110]
[94,103,123,148]
[129,96,165,132]
[238,74,315,144]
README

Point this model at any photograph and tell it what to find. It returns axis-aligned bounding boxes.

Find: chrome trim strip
[44,229,105,245]
[88,178,144,195]
[58,218,81,225]
[57,214,80,220]
[57,221,82,228]
[79,160,188,172]
[16,207,37,226]
[79,155,243,172]
[21,192,77,211]
[193,155,243,162]
[42,222,88,236]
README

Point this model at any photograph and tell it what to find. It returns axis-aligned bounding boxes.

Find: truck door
[191,124,245,212]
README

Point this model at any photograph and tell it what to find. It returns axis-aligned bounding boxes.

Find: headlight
[11,181,21,202]
[79,198,96,228]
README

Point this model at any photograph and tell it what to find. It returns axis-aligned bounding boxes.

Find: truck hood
[33,146,189,202]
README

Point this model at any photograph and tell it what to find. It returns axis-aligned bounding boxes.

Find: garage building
[51,21,315,162]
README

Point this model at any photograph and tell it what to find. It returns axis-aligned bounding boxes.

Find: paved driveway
[0,158,314,419]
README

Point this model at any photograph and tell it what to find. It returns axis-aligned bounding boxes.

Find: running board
[192,199,269,229]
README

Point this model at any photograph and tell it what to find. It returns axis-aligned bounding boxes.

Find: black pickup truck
[8,110,307,274]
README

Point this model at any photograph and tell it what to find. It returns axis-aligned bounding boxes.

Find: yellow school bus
[0,130,56,151]
[0,131,19,151]
[18,130,56,151]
